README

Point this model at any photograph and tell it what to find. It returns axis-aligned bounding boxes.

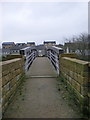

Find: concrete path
[4,57,81,118]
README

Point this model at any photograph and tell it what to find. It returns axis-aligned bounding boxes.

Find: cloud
[1,2,88,45]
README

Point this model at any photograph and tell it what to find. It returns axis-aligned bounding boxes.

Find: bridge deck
[26,57,58,77]
[4,57,80,118]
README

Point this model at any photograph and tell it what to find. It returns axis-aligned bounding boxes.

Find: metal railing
[25,50,37,71]
[20,46,63,74]
[47,46,63,75]
[20,47,37,71]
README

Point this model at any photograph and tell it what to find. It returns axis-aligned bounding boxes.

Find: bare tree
[64,33,90,61]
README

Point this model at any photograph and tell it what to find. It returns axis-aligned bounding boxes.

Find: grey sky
[1,2,88,45]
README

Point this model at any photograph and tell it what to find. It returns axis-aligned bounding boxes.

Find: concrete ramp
[26,57,58,77]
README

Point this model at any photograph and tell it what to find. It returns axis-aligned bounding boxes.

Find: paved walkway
[27,57,58,77]
[4,57,81,118]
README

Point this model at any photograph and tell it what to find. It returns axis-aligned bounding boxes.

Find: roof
[56,44,63,47]
[16,43,25,45]
[2,42,15,45]
[11,45,27,50]
[44,41,56,44]
[20,46,37,51]
[27,42,35,44]
[20,47,31,51]
[36,45,46,50]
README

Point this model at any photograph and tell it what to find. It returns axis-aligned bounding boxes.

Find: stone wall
[59,54,90,115]
[0,58,24,114]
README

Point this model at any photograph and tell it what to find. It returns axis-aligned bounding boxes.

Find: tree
[64,33,90,61]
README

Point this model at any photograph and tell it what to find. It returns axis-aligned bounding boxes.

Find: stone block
[66,81,73,93]
[68,76,72,84]
[81,86,88,96]
[16,74,21,81]
[75,62,89,75]
[2,64,9,71]
[6,91,11,100]
[16,80,21,87]
[15,69,21,75]
[2,95,6,106]
[66,74,69,81]
[2,91,11,108]
[3,74,11,84]
[73,87,85,106]
[14,62,21,70]
[0,78,2,87]
[2,102,8,113]
[10,85,16,96]
[2,76,6,87]
[12,70,17,78]
[72,79,81,93]
[73,72,78,81]
[77,74,88,85]
[69,71,74,78]
[10,78,16,88]
[2,87,6,97]
[2,82,10,96]
[0,72,2,79]
[2,70,9,76]
[12,84,17,93]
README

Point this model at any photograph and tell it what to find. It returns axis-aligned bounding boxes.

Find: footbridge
[2,47,80,118]
[1,46,90,118]
[20,46,63,75]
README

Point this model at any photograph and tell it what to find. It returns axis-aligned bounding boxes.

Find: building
[2,48,11,55]
[27,42,35,46]
[43,41,56,46]
[16,43,26,47]
[2,42,15,49]
[64,42,73,53]
[2,43,27,55]
[55,44,63,49]
[36,45,46,56]
[10,45,27,55]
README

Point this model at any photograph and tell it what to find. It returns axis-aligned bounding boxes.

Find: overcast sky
[1,2,88,45]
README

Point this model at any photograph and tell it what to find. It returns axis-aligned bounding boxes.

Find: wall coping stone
[0,58,22,66]
[62,57,89,65]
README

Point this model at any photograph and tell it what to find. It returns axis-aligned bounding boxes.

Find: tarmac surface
[4,57,81,118]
